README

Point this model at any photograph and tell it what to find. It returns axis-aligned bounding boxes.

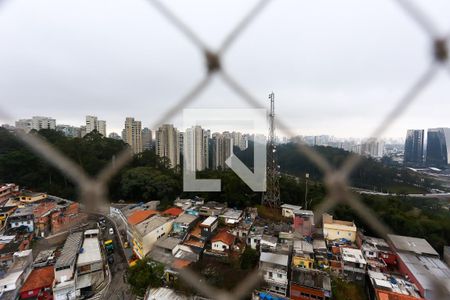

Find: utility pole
[304,173,309,209]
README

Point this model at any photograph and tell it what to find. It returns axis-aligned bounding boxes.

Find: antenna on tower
[262,92,281,208]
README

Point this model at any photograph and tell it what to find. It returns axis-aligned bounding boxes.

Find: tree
[240,247,259,270]
[127,259,164,297]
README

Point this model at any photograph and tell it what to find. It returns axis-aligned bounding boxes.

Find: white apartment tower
[155,124,180,168]
[16,116,56,132]
[184,125,209,172]
[85,115,106,136]
[124,117,143,154]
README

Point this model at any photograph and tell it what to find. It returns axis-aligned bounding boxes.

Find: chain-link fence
[0,0,450,299]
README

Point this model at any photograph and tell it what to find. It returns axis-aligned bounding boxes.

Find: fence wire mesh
[0,0,450,299]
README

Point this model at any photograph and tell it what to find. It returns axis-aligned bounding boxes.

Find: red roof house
[127,210,159,226]
[20,266,55,299]
[162,207,183,217]
[211,230,236,252]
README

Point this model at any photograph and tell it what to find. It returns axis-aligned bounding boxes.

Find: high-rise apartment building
[15,116,56,132]
[85,115,106,136]
[212,132,232,170]
[31,116,56,131]
[155,124,180,168]
[123,117,143,154]
[351,139,384,158]
[97,120,106,136]
[426,128,450,168]
[404,129,424,165]
[232,131,248,151]
[15,119,32,132]
[142,128,153,151]
[184,126,209,172]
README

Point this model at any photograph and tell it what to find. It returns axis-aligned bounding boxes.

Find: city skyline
[5,113,430,142]
[1,1,450,138]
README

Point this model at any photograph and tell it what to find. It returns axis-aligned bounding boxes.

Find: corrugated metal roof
[388,234,439,256]
[260,252,288,266]
[55,231,83,269]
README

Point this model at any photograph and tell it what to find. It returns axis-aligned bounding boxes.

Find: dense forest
[1,128,449,252]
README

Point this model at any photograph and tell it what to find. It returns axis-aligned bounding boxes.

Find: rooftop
[291,267,331,292]
[388,234,439,256]
[200,201,226,209]
[77,237,102,266]
[293,240,314,254]
[200,216,218,227]
[211,230,235,246]
[155,237,182,251]
[0,206,16,214]
[220,208,243,220]
[293,209,314,216]
[136,215,170,236]
[55,231,83,269]
[260,252,289,267]
[128,209,159,226]
[323,213,355,229]
[146,287,187,300]
[281,204,302,210]
[341,247,366,264]
[397,251,450,293]
[10,206,34,217]
[313,239,327,251]
[368,270,421,298]
[173,213,198,224]
[162,207,183,217]
[20,266,54,292]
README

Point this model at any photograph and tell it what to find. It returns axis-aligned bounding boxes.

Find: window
[268,272,273,278]
[337,231,340,235]
[277,273,282,278]
[348,232,351,236]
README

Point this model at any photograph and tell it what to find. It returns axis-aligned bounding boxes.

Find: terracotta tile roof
[172,259,192,269]
[127,210,159,226]
[20,266,54,292]
[212,230,235,246]
[162,207,183,217]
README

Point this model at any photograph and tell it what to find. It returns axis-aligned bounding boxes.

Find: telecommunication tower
[262,92,281,208]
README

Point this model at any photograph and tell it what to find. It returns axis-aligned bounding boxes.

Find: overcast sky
[0,0,449,138]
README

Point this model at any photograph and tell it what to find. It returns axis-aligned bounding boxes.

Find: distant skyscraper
[232,131,248,151]
[123,117,143,154]
[97,120,106,136]
[404,129,424,165]
[212,132,232,170]
[85,115,106,136]
[426,128,450,168]
[184,126,209,172]
[142,128,153,151]
[155,124,180,168]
